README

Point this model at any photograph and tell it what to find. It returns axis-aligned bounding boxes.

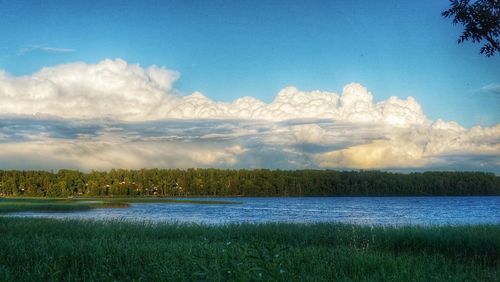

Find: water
[7,196,500,226]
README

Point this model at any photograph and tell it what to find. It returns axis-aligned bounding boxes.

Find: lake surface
[7,196,500,226]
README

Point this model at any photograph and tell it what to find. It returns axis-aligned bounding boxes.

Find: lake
[7,196,500,226]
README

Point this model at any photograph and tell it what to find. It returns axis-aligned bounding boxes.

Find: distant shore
[1,169,499,197]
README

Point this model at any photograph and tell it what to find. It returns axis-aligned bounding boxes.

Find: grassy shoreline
[1,197,498,281]
[0,197,240,214]
[0,218,498,281]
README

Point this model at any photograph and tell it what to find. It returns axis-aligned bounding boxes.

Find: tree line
[0,169,498,197]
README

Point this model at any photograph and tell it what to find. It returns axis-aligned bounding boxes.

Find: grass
[0,217,498,281]
[0,198,129,213]
[0,197,240,214]
[0,198,498,281]
[74,197,242,205]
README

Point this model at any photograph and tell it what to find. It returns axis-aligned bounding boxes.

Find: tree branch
[484,34,500,51]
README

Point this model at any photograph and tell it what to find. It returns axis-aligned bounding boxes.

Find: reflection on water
[7,196,500,226]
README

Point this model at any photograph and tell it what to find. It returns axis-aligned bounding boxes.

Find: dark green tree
[442,0,500,56]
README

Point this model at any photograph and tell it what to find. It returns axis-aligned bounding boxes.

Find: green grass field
[0,219,499,281]
[0,198,499,281]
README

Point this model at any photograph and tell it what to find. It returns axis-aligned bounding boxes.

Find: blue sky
[0,0,499,172]
[1,0,499,127]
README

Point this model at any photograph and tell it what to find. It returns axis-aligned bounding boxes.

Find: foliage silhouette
[0,169,498,197]
[442,0,500,56]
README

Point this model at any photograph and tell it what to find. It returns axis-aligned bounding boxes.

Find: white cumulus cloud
[0,59,498,172]
[0,59,179,121]
[1,59,428,127]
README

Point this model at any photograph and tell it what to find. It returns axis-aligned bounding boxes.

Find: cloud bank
[0,59,498,172]
[0,59,426,126]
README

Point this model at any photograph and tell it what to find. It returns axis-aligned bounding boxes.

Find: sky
[0,0,499,172]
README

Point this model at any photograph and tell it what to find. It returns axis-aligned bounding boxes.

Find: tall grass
[0,217,498,281]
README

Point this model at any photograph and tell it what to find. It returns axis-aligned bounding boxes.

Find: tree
[442,0,500,56]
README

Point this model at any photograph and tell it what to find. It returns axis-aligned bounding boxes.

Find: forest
[0,169,498,197]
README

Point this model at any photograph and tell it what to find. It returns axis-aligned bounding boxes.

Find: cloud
[18,45,76,56]
[316,140,427,169]
[480,83,500,96]
[0,130,247,170]
[0,59,427,126]
[38,47,76,53]
[0,59,498,172]
[0,118,498,173]
[315,121,500,170]
[0,59,179,121]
